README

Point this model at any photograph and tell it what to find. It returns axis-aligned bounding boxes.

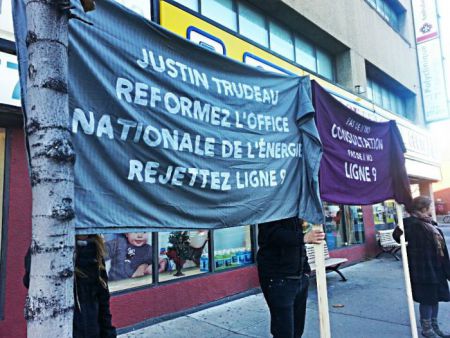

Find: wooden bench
[375,229,401,261]
[305,242,348,281]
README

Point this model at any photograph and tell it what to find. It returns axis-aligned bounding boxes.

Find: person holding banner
[257,217,325,338]
[393,196,450,338]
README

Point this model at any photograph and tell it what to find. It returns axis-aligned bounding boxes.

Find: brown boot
[431,318,450,338]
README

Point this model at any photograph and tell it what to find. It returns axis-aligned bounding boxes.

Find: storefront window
[105,227,255,290]
[373,200,397,231]
[213,225,253,270]
[323,203,365,249]
[159,230,209,282]
[343,205,365,245]
[105,232,154,292]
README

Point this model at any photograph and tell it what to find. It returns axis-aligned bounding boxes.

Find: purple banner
[312,81,412,206]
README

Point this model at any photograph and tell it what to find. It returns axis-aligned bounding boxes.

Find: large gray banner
[68,0,323,233]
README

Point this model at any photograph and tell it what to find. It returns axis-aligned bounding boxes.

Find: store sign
[412,0,449,122]
[0,51,21,106]
[243,53,289,75]
[412,0,439,43]
[15,0,324,233]
[187,27,226,55]
[0,0,14,41]
[417,39,449,122]
[313,82,412,206]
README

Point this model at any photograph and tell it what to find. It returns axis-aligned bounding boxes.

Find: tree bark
[23,0,75,336]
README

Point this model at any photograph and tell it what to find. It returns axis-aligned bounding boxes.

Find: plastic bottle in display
[224,250,232,267]
[237,247,246,265]
[231,248,239,266]
[215,250,224,270]
[244,245,252,263]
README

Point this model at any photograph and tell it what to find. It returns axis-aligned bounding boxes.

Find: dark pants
[419,303,439,320]
[260,275,309,338]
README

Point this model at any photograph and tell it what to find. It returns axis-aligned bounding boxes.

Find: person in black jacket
[24,235,117,338]
[393,196,450,338]
[257,217,325,338]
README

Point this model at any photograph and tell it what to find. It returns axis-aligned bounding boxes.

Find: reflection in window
[171,0,336,83]
[173,0,199,11]
[373,200,397,231]
[366,0,402,31]
[105,232,154,292]
[316,49,334,81]
[367,78,408,118]
[201,0,237,31]
[114,0,151,19]
[214,225,253,270]
[295,36,316,72]
[238,3,268,47]
[323,203,365,249]
[159,230,209,281]
[269,21,294,60]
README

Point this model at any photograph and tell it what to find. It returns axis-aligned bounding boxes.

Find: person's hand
[132,264,148,278]
[304,229,325,244]
[144,264,153,275]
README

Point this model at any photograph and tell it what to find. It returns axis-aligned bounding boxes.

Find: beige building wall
[251,0,425,125]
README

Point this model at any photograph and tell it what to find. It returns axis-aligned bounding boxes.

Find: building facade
[0,0,442,336]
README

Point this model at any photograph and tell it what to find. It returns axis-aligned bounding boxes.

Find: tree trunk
[23,0,75,336]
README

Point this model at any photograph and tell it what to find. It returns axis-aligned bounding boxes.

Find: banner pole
[395,202,418,338]
[313,224,331,338]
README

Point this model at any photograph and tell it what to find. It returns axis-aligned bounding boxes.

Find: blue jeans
[259,274,309,338]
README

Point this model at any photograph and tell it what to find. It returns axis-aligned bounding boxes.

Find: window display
[373,200,397,231]
[213,225,253,271]
[105,232,154,292]
[158,230,209,282]
[105,226,254,291]
[323,203,365,249]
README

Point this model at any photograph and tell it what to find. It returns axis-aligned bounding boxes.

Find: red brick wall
[435,188,450,214]
[0,129,31,338]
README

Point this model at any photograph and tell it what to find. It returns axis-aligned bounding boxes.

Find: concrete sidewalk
[119,257,450,338]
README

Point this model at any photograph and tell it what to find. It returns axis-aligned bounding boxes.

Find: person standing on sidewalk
[393,196,450,338]
[24,235,117,338]
[257,217,325,338]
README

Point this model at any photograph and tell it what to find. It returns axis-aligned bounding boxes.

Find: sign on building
[412,0,449,122]
[0,51,20,106]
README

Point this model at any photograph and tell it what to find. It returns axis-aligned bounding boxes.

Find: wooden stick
[396,203,418,338]
[313,224,331,338]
